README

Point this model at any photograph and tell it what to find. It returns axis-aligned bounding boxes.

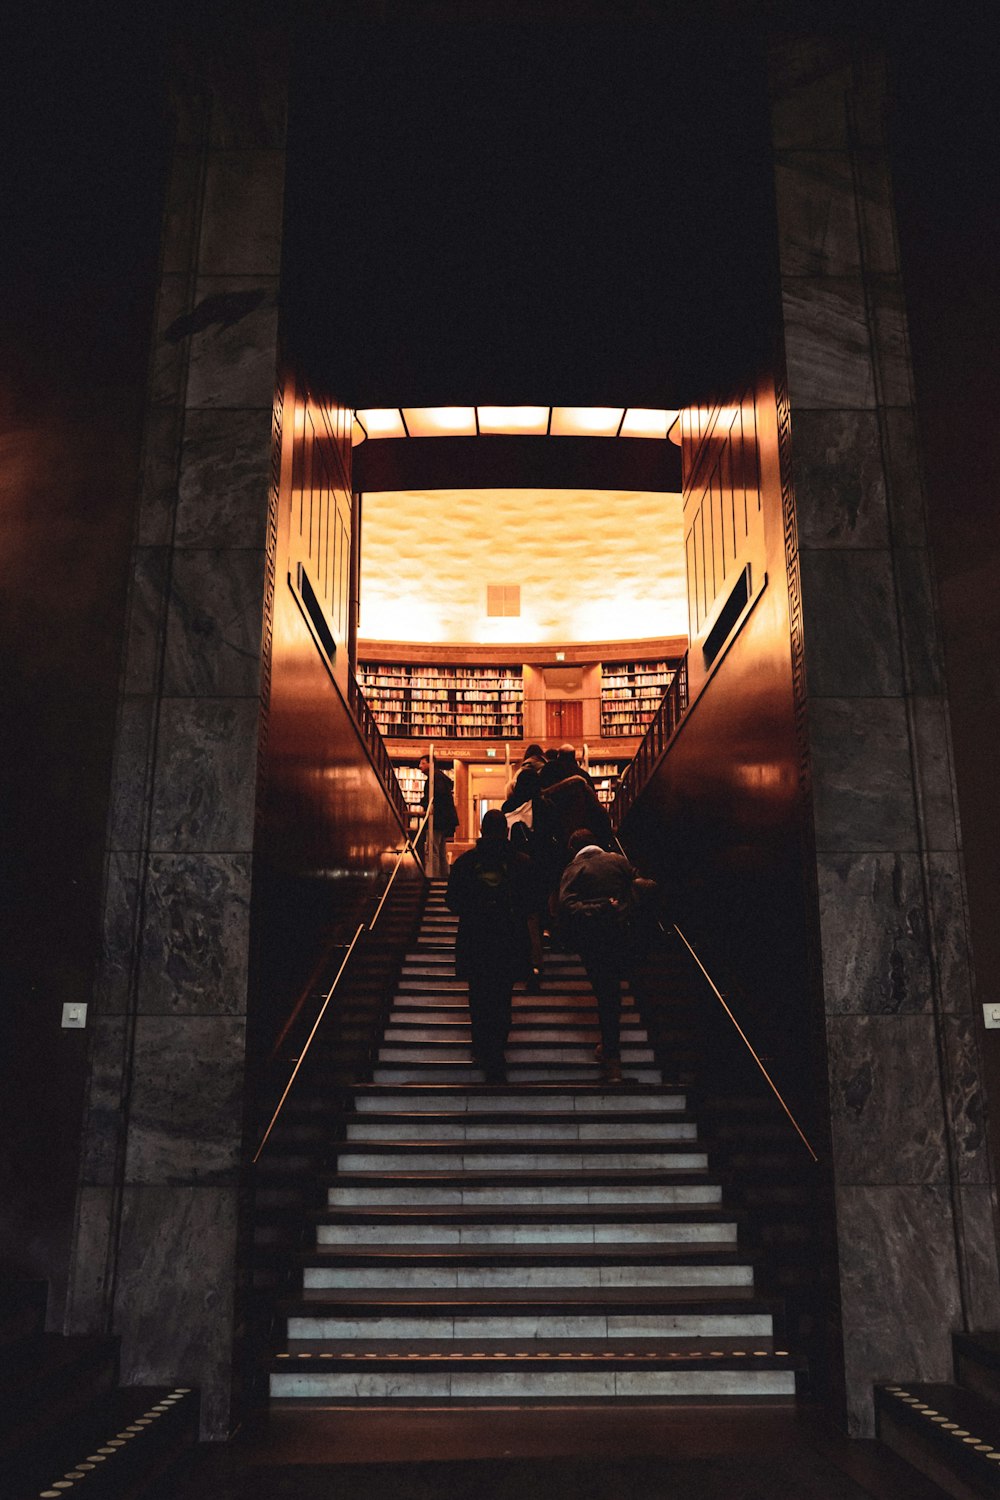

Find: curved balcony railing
[611,653,688,826]
[347,663,411,828]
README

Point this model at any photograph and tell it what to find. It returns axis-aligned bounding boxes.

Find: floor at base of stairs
[165,1404,949,1499]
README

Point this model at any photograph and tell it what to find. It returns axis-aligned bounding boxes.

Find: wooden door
[546,699,583,740]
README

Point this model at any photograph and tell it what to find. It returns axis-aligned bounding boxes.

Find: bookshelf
[394,764,426,829]
[599,659,677,737]
[589,759,628,808]
[358,662,524,741]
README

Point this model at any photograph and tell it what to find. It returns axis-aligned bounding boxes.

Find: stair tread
[315,1205,738,1224]
[876,1380,1000,1478]
[277,1334,788,1357]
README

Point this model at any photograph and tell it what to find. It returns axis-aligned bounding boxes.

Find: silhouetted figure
[419,754,459,877]
[558,828,656,1084]
[446,809,531,1083]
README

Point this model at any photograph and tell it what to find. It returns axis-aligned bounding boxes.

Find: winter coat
[446,837,532,982]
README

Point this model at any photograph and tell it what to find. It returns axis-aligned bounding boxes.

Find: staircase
[876,1335,1000,1497]
[268,882,801,1404]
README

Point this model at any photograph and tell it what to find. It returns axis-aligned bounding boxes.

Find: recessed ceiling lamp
[352,405,679,445]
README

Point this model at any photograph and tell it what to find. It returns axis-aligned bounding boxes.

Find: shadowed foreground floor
[164,1405,948,1500]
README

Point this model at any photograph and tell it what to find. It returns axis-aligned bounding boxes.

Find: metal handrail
[671,922,819,1163]
[611,654,689,826]
[253,805,431,1162]
[610,827,817,1162]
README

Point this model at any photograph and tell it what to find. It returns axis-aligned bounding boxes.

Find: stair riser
[335,1151,708,1171]
[328,1186,722,1206]
[353,1093,684,1113]
[316,1224,738,1245]
[302,1266,754,1289]
[286,1312,774,1340]
[271,1369,794,1399]
[372,1067,663,1083]
[377,1049,656,1064]
[383,1028,650,1044]
[344,1121,697,1141]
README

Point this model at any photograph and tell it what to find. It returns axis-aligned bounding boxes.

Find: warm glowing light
[477,405,550,435]
[550,407,624,437]
[359,487,686,645]
[403,407,478,438]
[668,414,682,446]
[356,408,406,439]
[620,408,676,439]
[351,418,368,446]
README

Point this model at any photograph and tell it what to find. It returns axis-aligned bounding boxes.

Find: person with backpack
[557,828,657,1084]
[446,809,532,1083]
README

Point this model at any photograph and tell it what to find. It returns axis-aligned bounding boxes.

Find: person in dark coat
[558,828,656,1084]
[446,809,532,1083]
[501,743,546,816]
[418,754,459,877]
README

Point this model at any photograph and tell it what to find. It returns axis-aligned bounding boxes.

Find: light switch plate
[62,1002,88,1029]
[983,1003,1000,1030]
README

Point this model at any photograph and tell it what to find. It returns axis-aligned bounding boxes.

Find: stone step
[284,1286,777,1342]
[301,1246,753,1290]
[376,1043,657,1063]
[371,1063,663,1084]
[315,1209,739,1245]
[342,1111,697,1141]
[327,1174,722,1207]
[350,1084,685,1113]
[270,1338,798,1400]
[875,1380,1000,1496]
[382,1025,650,1045]
[331,1141,708,1172]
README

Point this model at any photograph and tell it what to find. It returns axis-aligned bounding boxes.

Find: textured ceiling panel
[359,488,687,645]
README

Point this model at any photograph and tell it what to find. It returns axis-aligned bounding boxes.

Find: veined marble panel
[894,548,945,696]
[137,407,184,547]
[851,149,898,277]
[782,279,875,409]
[881,407,929,547]
[198,152,285,276]
[925,852,974,1015]
[113,1183,239,1438]
[790,409,889,549]
[774,150,861,278]
[958,1185,1000,1329]
[124,1015,246,1184]
[140,852,252,1015]
[108,697,156,851]
[910,697,960,853]
[123,548,170,695]
[65,1184,115,1331]
[95,849,142,1015]
[176,409,272,548]
[150,698,260,852]
[808,698,918,852]
[836,1185,961,1436]
[151,275,194,408]
[80,1016,127,1186]
[817,851,932,1015]
[800,550,902,697]
[870,281,913,409]
[163,549,265,698]
[942,1014,989,1184]
[827,1015,948,1184]
[183,277,279,411]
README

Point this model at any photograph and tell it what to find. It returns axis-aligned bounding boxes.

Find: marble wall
[65,58,287,1438]
[772,37,1000,1433]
